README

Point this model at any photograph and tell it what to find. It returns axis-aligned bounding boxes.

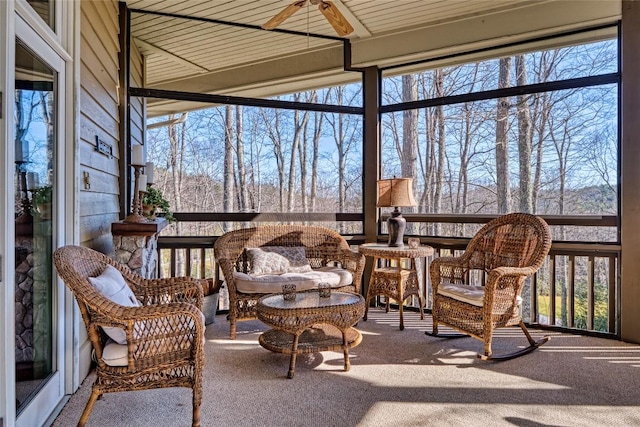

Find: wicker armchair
[214,225,365,339]
[53,245,205,427]
[426,213,552,360]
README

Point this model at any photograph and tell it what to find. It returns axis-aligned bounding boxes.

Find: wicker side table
[359,243,434,330]
[257,291,365,378]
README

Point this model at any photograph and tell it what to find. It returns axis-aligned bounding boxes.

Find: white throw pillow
[247,246,312,275]
[88,265,139,344]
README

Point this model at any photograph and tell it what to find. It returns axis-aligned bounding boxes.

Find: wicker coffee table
[257,291,365,378]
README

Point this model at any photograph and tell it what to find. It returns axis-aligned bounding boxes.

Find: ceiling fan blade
[317,1,354,36]
[262,1,307,30]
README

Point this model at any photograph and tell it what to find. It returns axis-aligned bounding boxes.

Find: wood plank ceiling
[123,0,620,116]
[126,0,533,83]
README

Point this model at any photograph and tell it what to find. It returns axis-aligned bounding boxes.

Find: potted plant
[32,184,53,219]
[202,278,223,325]
[141,186,175,222]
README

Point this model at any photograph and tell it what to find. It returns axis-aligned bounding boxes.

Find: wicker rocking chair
[426,213,552,360]
[53,245,205,427]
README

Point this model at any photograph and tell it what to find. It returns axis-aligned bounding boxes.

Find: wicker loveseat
[214,225,365,339]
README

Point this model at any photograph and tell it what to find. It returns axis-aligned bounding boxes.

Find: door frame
[0,0,14,422]
[1,1,78,426]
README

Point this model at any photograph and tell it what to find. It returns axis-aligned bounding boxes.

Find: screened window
[144,84,364,236]
[381,38,618,242]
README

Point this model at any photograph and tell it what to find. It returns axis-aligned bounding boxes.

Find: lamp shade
[377,178,417,208]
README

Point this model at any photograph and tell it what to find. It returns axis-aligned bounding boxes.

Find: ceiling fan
[262,0,354,37]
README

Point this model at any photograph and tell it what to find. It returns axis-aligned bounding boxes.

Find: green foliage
[142,186,175,222]
[32,184,52,205]
[537,293,610,333]
[573,297,610,332]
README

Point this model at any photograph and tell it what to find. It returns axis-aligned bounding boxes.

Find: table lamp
[377,177,417,247]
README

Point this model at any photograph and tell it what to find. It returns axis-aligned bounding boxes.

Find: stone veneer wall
[111,219,167,279]
[15,221,53,370]
[112,234,159,279]
[15,238,33,364]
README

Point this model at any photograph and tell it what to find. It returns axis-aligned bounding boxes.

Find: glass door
[12,11,67,427]
[14,39,56,415]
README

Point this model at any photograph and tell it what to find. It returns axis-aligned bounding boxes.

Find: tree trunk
[552,118,570,326]
[287,93,309,212]
[260,109,286,211]
[310,107,324,212]
[235,105,248,212]
[533,93,549,212]
[458,102,471,218]
[515,55,533,213]
[300,116,308,212]
[300,92,316,212]
[434,69,445,235]
[401,75,418,233]
[496,57,512,214]
[223,105,235,230]
[167,116,185,267]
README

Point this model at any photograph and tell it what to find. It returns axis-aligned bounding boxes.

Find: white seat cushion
[88,265,140,344]
[101,310,205,367]
[233,266,353,294]
[437,283,486,307]
[437,282,523,307]
[102,339,128,366]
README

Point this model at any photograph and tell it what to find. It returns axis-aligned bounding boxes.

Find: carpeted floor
[52,310,640,427]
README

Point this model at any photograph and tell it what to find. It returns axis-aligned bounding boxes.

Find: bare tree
[326,86,361,231]
[165,115,188,267]
[532,90,549,211]
[328,87,348,216]
[244,110,264,212]
[434,70,446,230]
[401,75,418,233]
[515,55,533,213]
[235,105,249,212]
[223,106,235,230]
[450,64,484,235]
[310,90,328,212]
[495,57,512,213]
[416,73,433,224]
[530,50,558,212]
[261,109,286,211]
[287,93,309,212]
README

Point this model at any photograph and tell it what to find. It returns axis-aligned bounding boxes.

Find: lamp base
[387,208,406,247]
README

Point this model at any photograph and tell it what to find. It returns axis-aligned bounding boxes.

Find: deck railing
[156,213,619,338]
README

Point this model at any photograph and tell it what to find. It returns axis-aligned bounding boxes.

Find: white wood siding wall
[79,0,120,253]
[130,39,145,154]
[76,0,144,378]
